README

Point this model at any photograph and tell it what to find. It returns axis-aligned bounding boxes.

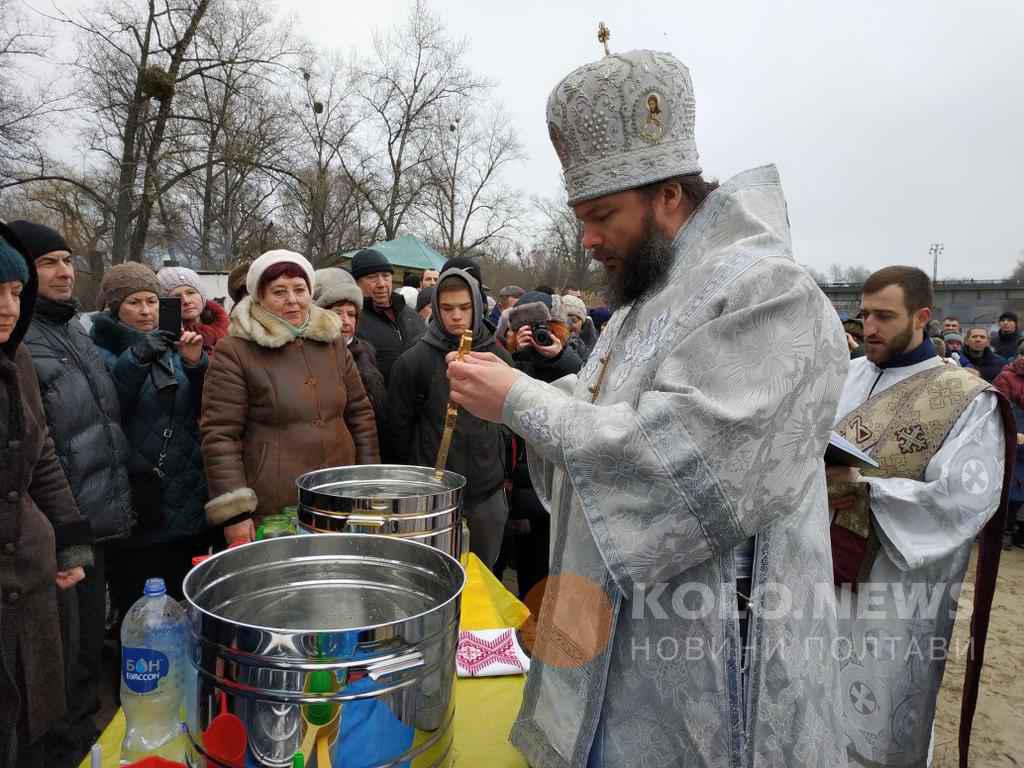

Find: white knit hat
[157,266,207,305]
[561,294,587,321]
[246,249,316,299]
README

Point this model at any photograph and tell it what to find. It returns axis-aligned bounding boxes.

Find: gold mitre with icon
[546,23,701,205]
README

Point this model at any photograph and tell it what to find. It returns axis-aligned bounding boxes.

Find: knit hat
[1000,311,1019,324]
[942,331,964,345]
[157,266,207,305]
[227,261,251,304]
[314,268,363,312]
[98,262,161,312]
[417,286,435,312]
[350,248,393,281]
[7,220,71,260]
[246,250,315,299]
[0,235,29,285]
[562,294,587,321]
[0,222,37,354]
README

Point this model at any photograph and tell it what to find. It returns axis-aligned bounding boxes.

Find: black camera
[532,322,554,347]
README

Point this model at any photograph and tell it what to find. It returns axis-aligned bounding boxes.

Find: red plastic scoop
[203,691,247,767]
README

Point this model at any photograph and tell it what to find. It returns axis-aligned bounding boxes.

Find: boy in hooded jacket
[384,268,512,568]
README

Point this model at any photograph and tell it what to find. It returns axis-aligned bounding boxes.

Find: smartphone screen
[158,297,183,339]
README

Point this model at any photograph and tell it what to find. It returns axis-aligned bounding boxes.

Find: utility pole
[929,243,944,284]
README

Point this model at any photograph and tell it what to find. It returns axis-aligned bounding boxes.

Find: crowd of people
[0,40,1017,768]
[0,215,607,766]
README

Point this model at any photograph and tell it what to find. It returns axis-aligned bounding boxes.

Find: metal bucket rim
[182,533,466,635]
[295,464,467,495]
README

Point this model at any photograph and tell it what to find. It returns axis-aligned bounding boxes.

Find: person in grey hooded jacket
[384,268,512,568]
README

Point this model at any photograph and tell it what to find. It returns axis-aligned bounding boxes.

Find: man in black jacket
[352,248,425,385]
[991,311,1021,360]
[963,325,1008,382]
[385,268,511,568]
[11,220,134,765]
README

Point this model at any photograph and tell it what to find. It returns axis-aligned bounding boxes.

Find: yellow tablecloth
[84,554,530,767]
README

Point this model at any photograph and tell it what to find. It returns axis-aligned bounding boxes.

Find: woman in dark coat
[89,262,210,617]
[0,223,92,767]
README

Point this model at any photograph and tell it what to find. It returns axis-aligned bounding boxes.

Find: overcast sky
[38,0,1024,278]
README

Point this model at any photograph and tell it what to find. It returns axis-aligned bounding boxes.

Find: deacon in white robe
[827,268,1007,767]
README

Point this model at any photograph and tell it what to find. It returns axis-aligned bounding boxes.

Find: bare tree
[532,193,595,290]
[168,0,303,267]
[0,0,68,182]
[344,0,488,241]
[420,98,525,257]
[270,56,376,266]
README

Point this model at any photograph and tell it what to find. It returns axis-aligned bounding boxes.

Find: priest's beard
[864,320,915,365]
[600,210,676,310]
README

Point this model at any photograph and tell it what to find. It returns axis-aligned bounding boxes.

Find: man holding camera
[384,267,512,568]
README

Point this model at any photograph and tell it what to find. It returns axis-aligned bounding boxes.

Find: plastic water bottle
[120,577,189,764]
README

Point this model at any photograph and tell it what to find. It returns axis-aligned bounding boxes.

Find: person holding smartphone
[89,262,212,621]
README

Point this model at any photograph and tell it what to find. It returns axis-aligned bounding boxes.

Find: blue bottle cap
[143,577,167,596]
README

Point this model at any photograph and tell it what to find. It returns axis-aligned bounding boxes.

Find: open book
[825,431,879,469]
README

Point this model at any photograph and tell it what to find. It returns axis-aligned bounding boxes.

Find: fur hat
[227,261,251,305]
[98,262,161,312]
[314,268,364,312]
[157,265,207,305]
[246,250,315,299]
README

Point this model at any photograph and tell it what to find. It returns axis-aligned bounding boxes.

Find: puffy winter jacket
[24,297,134,541]
[201,298,379,527]
[90,311,209,545]
[384,270,511,503]
[355,292,426,385]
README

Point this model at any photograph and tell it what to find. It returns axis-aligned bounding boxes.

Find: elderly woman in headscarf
[313,268,387,429]
[0,223,92,767]
[201,251,380,545]
[156,265,229,355]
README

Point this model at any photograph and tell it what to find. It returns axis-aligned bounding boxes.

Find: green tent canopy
[338,235,447,273]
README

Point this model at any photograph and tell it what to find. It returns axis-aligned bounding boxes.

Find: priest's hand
[446,351,522,423]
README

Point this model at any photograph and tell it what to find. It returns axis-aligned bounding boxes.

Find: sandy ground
[933,545,1024,767]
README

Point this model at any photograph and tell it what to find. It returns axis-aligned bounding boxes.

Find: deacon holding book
[828,266,1013,767]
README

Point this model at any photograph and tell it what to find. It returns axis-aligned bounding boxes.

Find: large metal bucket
[183,534,465,768]
[296,465,465,557]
